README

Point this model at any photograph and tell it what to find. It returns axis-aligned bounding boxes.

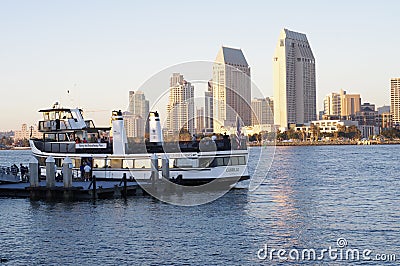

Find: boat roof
[39,108,82,112]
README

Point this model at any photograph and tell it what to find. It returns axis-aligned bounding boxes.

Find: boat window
[238,156,246,165]
[43,112,50,120]
[44,133,56,141]
[135,159,150,169]
[229,157,239,166]
[93,159,105,168]
[111,159,122,169]
[223,157,230,166]
[175,158,198,168]
[216,157,225,166]
[199,158,214,168]
[71,111,79,121]
[123,160,134,169]
[58,133,68,141]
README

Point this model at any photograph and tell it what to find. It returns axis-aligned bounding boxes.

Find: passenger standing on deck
[11,164,18,176]
[20,164,26,180]
[84,163,91,181]
[80,163,85,180]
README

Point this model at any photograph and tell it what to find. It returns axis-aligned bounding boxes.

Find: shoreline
[255,140,400,146]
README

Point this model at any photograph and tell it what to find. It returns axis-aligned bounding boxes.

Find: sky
[1,0,400,130]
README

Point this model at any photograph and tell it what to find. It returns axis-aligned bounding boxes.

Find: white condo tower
[273,29,316,130]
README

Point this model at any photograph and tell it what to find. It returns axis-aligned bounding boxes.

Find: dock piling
[162,154,170,179]
[45,156,56,188]
[29,159,39,187]
[63,157,73,188]
[92,175,97,199]
[151,153,159,184]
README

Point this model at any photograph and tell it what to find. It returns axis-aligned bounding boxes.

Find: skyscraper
[166,73,195,134]
[204,80,214,132]
[196,107,205,134]
[273,29,316,129]
[251,97,274,126]
[212,46,251,132]
[324,92,341,116]
[128,91,149,120]
[391,78,400,125]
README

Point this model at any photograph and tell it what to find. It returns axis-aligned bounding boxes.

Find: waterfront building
[377,105,390,115]
[251,97,274,127]
[318,111,324,120]
[204,80,214,133]
[273,29,316,130]
[166,73,195,135]
[196,107,205,134]
[378,112,393,130]
[324,92,341,116]
[128,91,149,120]
[14,124,41,141]
[123,112,145,138]
[323,89,361,119]
[340,89,361,117]
[390,78,400,125]
[212,46,251,133]
[361,103,375,112]
[294,119,358,134]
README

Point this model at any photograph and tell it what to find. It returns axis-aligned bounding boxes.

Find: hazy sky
[1,0,399,130]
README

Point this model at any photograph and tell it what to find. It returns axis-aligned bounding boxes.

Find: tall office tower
[340,89,361,117]
[391,78,400,125]
[251,97,274,126]
[212,46,251,132]
[196,107,205,134]
[273,29,316,129]
[123,112,145,138]
[166,73,195,134]
[128,90,150,120]
[204,80,214,132]
[324,92,341,116]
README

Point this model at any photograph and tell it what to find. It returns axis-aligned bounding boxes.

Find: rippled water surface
[0,146,399,265]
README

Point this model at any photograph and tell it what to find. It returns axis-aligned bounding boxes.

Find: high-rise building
[324,92,341,116]
[273,29,316,129]
[204,80,214,132]
[391,78,400,125]
[123,112,145,138]
[251,97,274,126]
[128,91,149,120]
[323,89,361,118]
[166,73,195,135]
[340,89,361,117]
[196,107,205,134]
[212,46,251,132]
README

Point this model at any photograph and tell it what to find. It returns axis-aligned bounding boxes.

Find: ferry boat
[29,104,250,188]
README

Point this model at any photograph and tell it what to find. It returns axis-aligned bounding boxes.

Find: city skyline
[1,1,400,130]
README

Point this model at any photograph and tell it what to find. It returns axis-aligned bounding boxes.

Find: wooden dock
[0,180,146,200]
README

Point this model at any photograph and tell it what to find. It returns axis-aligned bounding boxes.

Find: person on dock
[20,164,28,181]
[10,164,18,176]
[84,163,91,182]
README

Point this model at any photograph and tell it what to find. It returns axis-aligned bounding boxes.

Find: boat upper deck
[31,137,247,155]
